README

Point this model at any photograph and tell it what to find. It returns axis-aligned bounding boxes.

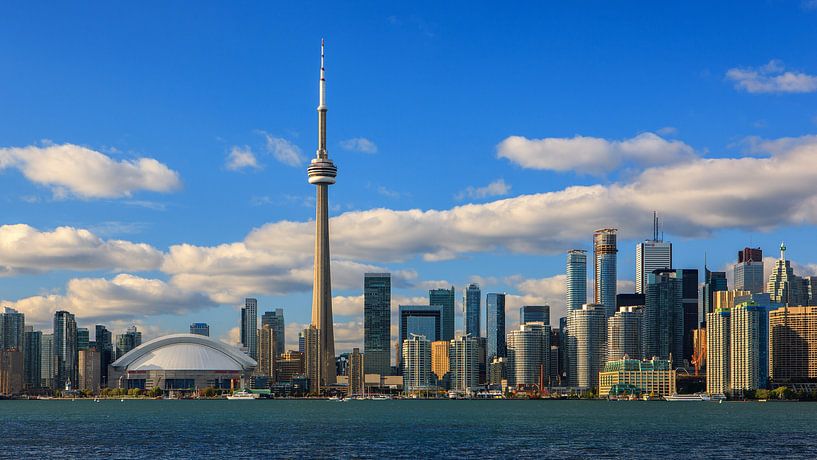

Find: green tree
[127,388,142,397]
[149,386,163,398]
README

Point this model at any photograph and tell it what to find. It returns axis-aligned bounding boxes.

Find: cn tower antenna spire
[316,39,328,159]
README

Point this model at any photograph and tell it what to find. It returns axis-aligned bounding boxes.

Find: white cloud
[262,134,306,166]
[455,178,511,201]
[3,274,216,326]
[340,137,378,154]
[0,143,181,198]
[497,132,694,175]
[219,326,241,347]
[0,224,163,275]
[726,60,817,94]
[225,145,262,171]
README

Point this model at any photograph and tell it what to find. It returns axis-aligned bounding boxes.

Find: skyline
[2,3,817,353]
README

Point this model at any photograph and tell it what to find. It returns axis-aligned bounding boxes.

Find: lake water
[1,400,815,458]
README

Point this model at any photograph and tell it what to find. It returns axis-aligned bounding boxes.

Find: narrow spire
[780,241,787,260]
[316,38,328,159]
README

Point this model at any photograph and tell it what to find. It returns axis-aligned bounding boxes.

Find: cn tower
[307,39,337,387]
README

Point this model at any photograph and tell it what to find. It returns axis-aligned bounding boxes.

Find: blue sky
[1,1,817,352]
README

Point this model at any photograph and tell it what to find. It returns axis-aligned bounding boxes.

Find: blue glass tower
[486,293,507,362]
[464,284,481,337]
[429,287,455,341]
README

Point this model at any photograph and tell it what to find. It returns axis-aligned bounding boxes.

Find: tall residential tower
[594,229,618,317]
[566,250,587,312]
[364,273,391,375]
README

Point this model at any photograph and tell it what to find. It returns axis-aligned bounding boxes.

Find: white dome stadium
[111,334,256,372]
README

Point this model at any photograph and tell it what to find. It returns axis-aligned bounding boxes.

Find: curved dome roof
[111,333,256,372]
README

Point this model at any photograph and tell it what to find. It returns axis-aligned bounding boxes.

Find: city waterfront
[2,400,816,458]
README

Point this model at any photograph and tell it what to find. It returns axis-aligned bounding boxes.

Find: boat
[226,390,258,400]
[664,393,712,402]
[369,395,390,401]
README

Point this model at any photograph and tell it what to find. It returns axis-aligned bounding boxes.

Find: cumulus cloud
[340,137,378,154]
[497,132,694,175]
[455,179,511,201]
[263,134,305,166]
[0,143,181,198]
[0,224,163,275]
[3,274,216,326]
[225,145,262,171]
[726,60,817,94]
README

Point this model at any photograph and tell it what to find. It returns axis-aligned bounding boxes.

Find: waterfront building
[549,329,564,386]
[635,235,672,294]
[402,335,432,393]
[349,348,364,395]
[94,325,113,387]
[307,40,339,388]
[241,298,258,360]
[520,305,550,326]
[703,266,728,316]
[277,351,305,382]
[40,333,54,389]
[768,243,809,306]
[769,306,817,386]
[607,307,643,361]
[429,286,456,341]
[115,326,142,360]
[450,335,479,392]
[257,324,277,381]
[302,325,321,393]
[567,304,607,390]
[23,327,41,390]
[261,309,286,355]
[594,229,618,317]
[506,322,550,388]
[78,348,100,393]
[0,349,23,395]
[53,310,78,390]
[678,268,699,362]
[566,249,587,312]
[110,334,256,392]
[0,307,25,351]
[706,307,730,395]
[189,323,210,337]
[730,300,769,391]
[489,356,507,386]
[598,357,676,397]
[398,305,442,369]
[643,270,683,362]
[431,340,450,384]
[77,327,90,351]
[735,247,764,294]
[464,284,481,338]
[364,273,391,375]
[486,293,507,363]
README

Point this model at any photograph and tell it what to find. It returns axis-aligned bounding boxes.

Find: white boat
[369,395,390,401]
[226,390,258,400]
[664,393,712,402]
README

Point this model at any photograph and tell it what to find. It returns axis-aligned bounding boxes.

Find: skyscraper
[402,334,432,393]
[115,326,142,359]
[40,333,54,389]
[464,284,481,337]
[567,304,607,390]
[566,249,587,312]
[769,306,817,385]
[735,247,764,294]
[364,273,391,375]
[520,305,550,326]
[302,325,321,394]
[0,307,24,351]
[78,348,100,393]
[257,324,277,381]
[486,293,507,363]
[767,243,809,306]
[506,322,550,388]
[77,327,90,351]
[189,323,210,337]
[398,305,442,368]
[703,266,728,316]
[730,300,769,391]
[636,216,672,294]
[642,270,684,362]
[607,307,643,361]
[23,326,41,390]
[241,298,258,360]
[349,348,364,396]
[431,340,450,383]
[706,306,730,395]
[594,229,618,317]
[94,325,112,387]
[449,335,479,392]
[678,268,699,362]
[307,39,338,387]
[429,286,455,341]
[261,309,285,356]
[53,310,78,389]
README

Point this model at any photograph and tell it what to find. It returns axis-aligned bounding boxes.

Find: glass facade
[520,305,550,325]
[429,287,455,342]
[464,284,481,338]
[486,293,507,362]
[364,273,391,375]
[593,229,618,317]
[643,270,684,362]
[261,309,285,356]
[566,250,587,312]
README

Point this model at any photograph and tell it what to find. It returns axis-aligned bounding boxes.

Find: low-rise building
[598,356,676,397]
